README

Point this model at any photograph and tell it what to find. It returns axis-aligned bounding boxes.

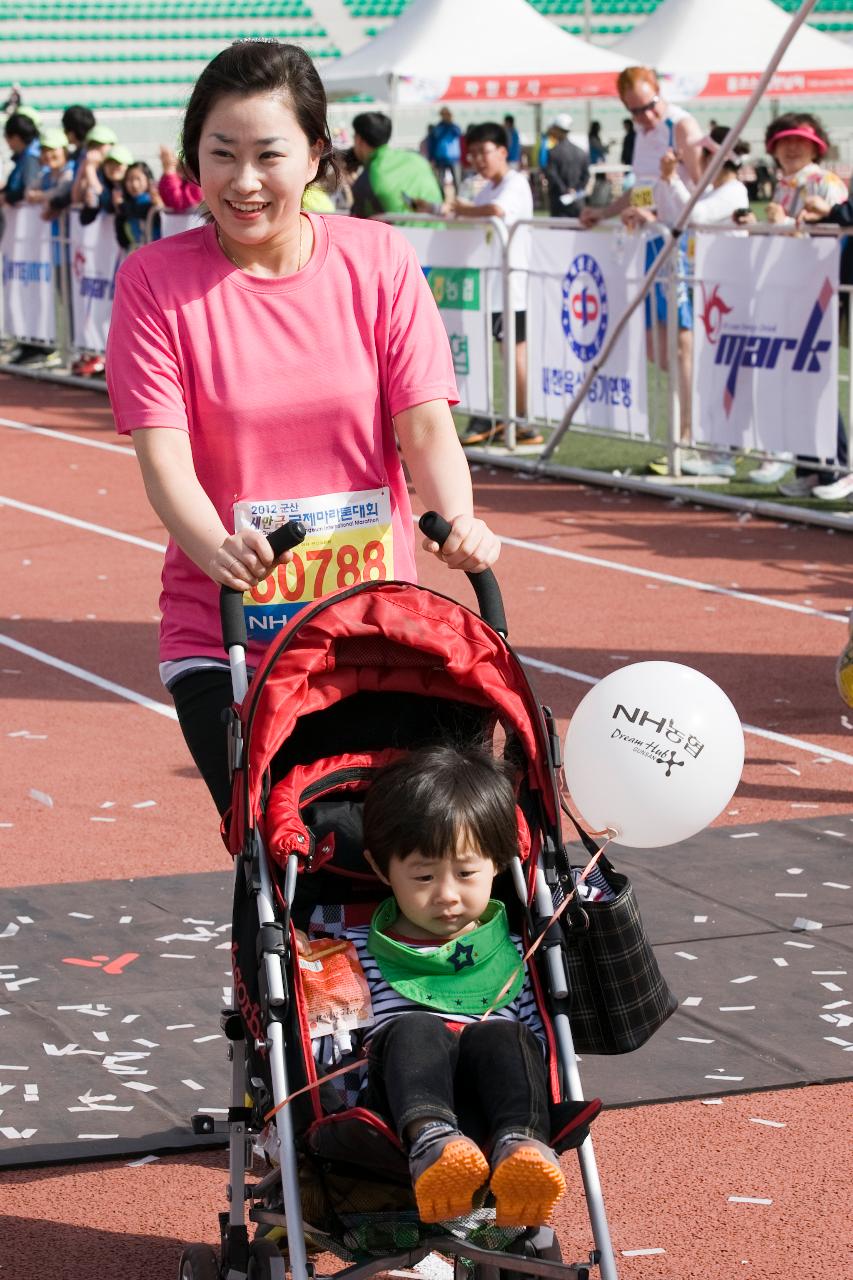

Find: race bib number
[234,488,394,645]
[630,184,655,209]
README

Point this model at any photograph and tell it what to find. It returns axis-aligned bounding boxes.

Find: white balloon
[564,661,744,849]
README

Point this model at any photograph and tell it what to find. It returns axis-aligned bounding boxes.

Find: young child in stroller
[297,743,600,1229]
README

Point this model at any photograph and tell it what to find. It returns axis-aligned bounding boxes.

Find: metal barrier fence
[0,205,847,490]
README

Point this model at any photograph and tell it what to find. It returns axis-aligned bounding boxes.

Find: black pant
[364,1012,549,1149]
[169,667,235,816]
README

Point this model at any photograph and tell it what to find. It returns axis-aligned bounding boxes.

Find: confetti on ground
[786,868,804,875]
[132,801,157,808]
[728,1197,772,1206]
[682,996,702,1006]
[719,1006,756,1012]
[675,951,698,960]
[706,1074,744,1081]
[749,1118,786,1128]
[730,832,759,839]
[621,1249,665,1257]
[28,790,53,807]
[701,1099,723,1105]
[694,915,708,923]
[182,1079,204,1091]
[772,958,788,967]
[679,1036,715,1044]
[731,975,757,984]
[127,1154,160,1166]
[823,882,850,890]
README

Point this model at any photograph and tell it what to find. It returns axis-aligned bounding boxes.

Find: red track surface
[1,374,851,1279]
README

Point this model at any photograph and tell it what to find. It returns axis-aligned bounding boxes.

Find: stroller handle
[220,521,308,653]
[419,511,508,638]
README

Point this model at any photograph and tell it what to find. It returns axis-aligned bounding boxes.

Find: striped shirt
[346,924,545,1045]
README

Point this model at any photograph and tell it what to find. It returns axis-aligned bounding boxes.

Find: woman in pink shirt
[106,41,499,813]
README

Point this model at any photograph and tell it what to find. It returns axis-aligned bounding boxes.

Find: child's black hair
[466,122,508,152]
[121,161,155,195]
[363,744,518,876]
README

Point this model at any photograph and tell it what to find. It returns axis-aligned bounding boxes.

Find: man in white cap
[544,114,589,218]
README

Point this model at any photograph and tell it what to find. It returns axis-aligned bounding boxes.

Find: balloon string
[480,830,617,1022]
[263,1056,365,1124]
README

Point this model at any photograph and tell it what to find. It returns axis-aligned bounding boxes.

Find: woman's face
[773,135,819,176]
[199,92,322,242]
[103,159,127,184]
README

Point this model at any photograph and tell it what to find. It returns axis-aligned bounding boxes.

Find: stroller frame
[182,529,620,1280]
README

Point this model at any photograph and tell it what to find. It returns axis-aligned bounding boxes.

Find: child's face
[41,146,67,172]
[103,159,127,183]
[377,833,496,942]
[773,135,818,176]
[124,167,147,197]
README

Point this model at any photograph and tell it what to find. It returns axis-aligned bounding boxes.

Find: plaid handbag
[560,851,678,1055]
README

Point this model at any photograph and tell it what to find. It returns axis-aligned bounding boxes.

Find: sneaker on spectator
[463,419,544,447]
[680,452,735,478]
[0,344,23,364]
[748,458,792,485]
[12,346,58,367]
[811,473,853,501]
[777,474,821,498]
[73,354,106,377]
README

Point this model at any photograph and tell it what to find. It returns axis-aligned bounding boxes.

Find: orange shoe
[409,1128,489,1223]
[489,1136,566,1227]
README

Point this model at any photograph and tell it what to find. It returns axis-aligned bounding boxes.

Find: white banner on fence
[394,225,499,415]
[1,205,56,344]
[159,210,205,238]
[68,214,126,354]
[527,227,649,436]
[692,233,839,457]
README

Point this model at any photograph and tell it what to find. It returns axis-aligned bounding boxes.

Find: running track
[1,375,851,1280]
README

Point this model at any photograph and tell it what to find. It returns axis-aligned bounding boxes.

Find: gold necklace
[216,214,304,275]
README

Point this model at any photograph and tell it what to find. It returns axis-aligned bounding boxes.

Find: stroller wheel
[247,1238,287,1280]
[178,1243,220,1280]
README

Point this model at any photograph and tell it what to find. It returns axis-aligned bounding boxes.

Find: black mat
[1,816,851,1168]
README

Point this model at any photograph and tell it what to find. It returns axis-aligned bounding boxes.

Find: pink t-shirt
[106,214,457,664]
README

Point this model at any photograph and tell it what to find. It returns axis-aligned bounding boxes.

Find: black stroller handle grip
[419,511,508,637]
[220,521,308,653]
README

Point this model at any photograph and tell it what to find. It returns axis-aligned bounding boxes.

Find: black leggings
[169,667,236,816]
[364,1013,549,1148]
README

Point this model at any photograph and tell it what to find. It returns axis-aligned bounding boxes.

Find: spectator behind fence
[654,125,749,228]
[543,114,589,218]
[70,124,117,207]
[504,114,522,167]
[582,66,704,475]
[115,160,162,250]
[588,121,609,165]
[427,106,462,191]
[349,111,442,218]
[620,117,636,168]
[25,127,74,222]
[743,112,850,498]
[158,144,203,213]
[429,121,542,449]
[79,143,132,225]
[0,112,43,207]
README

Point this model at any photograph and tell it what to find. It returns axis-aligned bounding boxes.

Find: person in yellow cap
[79,140,133,226]
[70,123,118,207]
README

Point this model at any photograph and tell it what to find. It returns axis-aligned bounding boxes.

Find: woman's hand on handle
[210,527,294,592]
[422,513,500,573]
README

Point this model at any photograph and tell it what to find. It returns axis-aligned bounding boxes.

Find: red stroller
[180,515,624,1280]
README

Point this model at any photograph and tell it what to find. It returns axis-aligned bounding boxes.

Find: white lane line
[0,415,135,456]
[519,653,853,768]
[499,532,847,624]
[0,634,177,720]
[0,496,166,553]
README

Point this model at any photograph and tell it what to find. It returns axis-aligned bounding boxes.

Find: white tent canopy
[320,0,628,104]
[613,0,853,100]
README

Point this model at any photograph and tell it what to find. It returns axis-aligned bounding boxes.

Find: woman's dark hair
[4,112,38,145]
[466,122,508,152]
[765,111,829,156]
[705,125,751,174]
[62,105,96,144]
[180,40,334,186]
[352,111,392,150]
[363,745,519,876]
[122,160,155,194]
